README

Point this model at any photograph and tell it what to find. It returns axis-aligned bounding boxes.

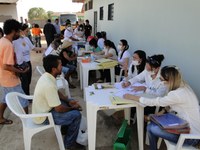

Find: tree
[47,11,54,19]
[28,7,48,20]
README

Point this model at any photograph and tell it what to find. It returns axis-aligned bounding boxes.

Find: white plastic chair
[116,68,124,82]
[164,134,200,150]
[163,107,200,150]
[36,66,71,98]
[5,92,65,150]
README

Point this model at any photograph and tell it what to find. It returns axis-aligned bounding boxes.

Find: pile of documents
[95,58,118,69]
[150,113,190,134]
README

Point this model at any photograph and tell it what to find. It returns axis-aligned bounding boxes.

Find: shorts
[0,84,29,108]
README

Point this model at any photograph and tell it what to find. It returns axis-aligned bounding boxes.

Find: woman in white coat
[122,54,167,97]
[123,66,200,150]
[126,50,146,80]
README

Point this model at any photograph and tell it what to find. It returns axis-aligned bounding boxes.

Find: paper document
[95,58,114,63]
[93,83,114,89]
[114,82,145,98]
[110,96,136,105]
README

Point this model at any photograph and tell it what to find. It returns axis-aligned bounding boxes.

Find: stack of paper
[110,96,135,105]
[93,83,114,89]
[95,58,118,69]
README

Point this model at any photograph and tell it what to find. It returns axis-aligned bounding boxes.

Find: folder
[150,113,188,129]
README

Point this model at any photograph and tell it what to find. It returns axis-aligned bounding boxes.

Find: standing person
[64,22,78,41]
[43,19,56,47]
[53,18,61,34]
[32,55,83,149]
[31,24,42,51]
[24,18,33,44]
[84,19,92,41]
[13,23,45,95]
[123,66,200,150]
[0,19,29,125]
[0,27,4,38]
[73,24,84,40]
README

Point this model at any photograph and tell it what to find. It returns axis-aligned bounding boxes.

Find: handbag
[76,116,88,146]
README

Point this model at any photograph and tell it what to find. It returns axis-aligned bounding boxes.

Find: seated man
[32,55,83,150]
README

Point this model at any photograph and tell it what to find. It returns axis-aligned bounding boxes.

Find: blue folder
[150,113,188,129]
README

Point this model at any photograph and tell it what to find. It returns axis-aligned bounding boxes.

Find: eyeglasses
[147,57,160,66]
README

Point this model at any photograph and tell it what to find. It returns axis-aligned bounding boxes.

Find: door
[93,11,97,35]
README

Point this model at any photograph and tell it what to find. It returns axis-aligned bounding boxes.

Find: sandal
[0,119,13,125]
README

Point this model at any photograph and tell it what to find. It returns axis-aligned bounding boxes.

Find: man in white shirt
[64,22,78,41]
[32,55,83,149]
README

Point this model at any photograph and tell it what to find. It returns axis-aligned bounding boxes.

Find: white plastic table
[85,86,144,150]
[79,61,115,89]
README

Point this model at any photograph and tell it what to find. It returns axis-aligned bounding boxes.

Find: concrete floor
[0,41,167,150]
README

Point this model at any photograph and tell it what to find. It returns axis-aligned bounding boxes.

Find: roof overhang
[0,0,18,4]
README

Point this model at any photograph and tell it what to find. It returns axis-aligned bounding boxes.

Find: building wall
[85,0,200,100]
[0,4,18,27]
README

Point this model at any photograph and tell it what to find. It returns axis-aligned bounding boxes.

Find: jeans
[147,122,199,150]
[62,66,69,75]
[50,100,81,148]
[34,36,41,47]
[65,64,76,72]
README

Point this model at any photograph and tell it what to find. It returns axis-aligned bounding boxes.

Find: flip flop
[0,119,13,125]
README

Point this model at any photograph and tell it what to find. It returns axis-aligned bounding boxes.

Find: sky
[16,0,83,20]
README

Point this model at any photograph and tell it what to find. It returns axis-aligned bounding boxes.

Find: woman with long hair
[123,66,200,150]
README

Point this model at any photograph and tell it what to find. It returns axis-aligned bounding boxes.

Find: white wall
[85,0,200,100]
[0,4,18,28]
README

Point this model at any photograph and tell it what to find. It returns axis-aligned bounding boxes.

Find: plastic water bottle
[91,54,95,62]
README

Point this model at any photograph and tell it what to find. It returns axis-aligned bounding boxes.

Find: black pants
[46,37,54,47]
[19,61,32,95]
[100,69,111,82]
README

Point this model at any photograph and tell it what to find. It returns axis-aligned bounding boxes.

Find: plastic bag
[76,116,88,146]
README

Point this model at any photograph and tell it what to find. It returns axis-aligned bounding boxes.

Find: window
[100,7,103,20]
[108,3,114,20]
[84,3,88,11]
[89,0,93,10]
